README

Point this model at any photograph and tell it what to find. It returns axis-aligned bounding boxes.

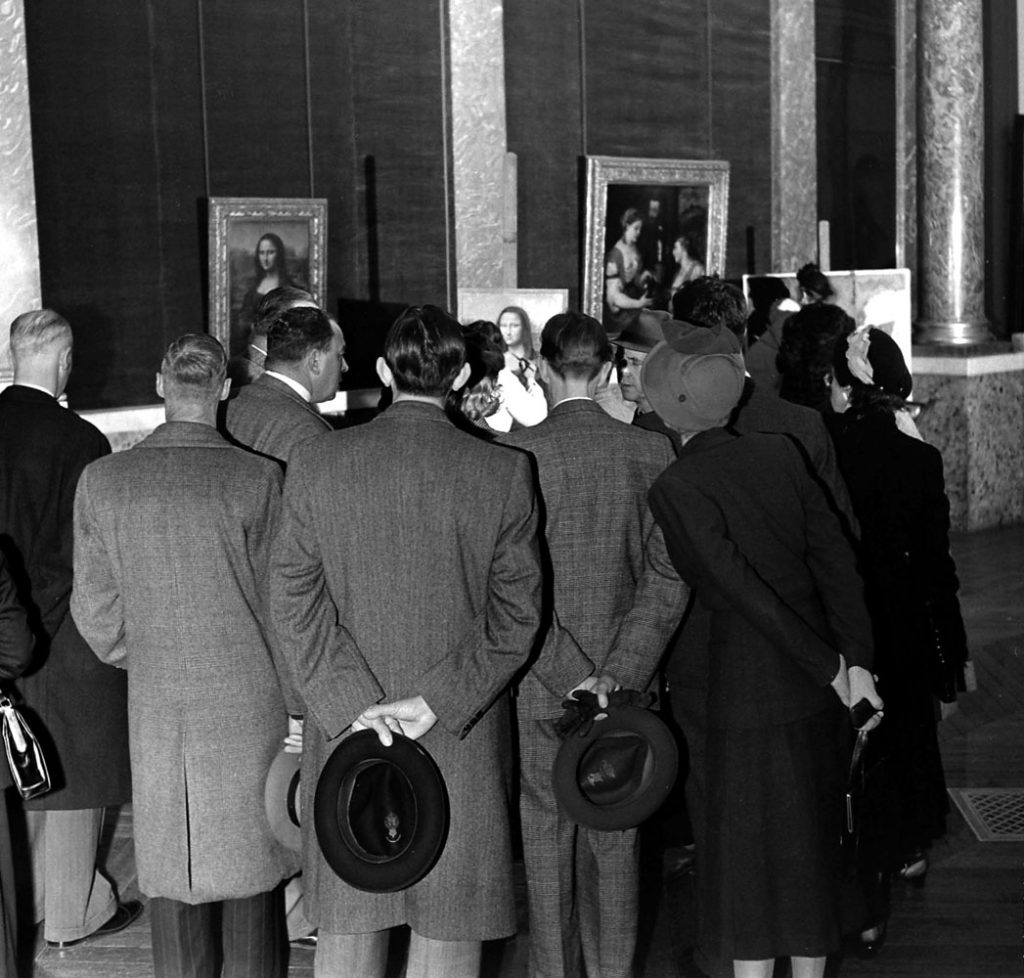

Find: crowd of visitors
[0,271,969,978]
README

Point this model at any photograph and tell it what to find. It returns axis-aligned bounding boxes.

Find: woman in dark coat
[0,550,35,976]
[828,327,968,953]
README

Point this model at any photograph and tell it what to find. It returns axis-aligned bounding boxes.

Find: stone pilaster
[770,0,818,271]
[448,0,510,292]
[915,0,990,344]
[0,0,42,382]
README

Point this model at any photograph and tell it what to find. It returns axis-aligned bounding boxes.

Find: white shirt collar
[264,370,312,402]
[552,395,593,408]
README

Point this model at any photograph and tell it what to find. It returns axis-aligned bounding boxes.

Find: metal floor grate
[948,788,1024,841]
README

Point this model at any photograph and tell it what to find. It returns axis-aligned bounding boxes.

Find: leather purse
[0,691,50,800]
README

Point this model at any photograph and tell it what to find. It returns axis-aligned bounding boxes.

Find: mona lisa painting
[208,197,327,358]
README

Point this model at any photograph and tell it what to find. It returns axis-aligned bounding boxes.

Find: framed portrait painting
[457,288,570,352]
[582,157,730,335]
[208,197,327,359]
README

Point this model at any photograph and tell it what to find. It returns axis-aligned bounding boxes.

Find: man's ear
[155,373,165,400]
[375,356,393,388]
[450,362,472,394]
[597,360,614,387]
[306,347,323,379]
[537,357,552,385]
[219,378,232,401]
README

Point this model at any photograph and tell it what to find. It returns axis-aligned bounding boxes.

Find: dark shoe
[857,919,888,958]
[896,849,928,886]
[47,900,144,949]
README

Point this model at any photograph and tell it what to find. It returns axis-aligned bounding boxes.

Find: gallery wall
[25,0,450,407]
[23,0,1019,409]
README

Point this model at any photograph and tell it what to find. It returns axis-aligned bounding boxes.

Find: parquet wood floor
[20,527,1024,977]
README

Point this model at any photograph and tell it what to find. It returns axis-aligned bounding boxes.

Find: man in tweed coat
[502,312,689,978]
[72,335,298,978]
[223,305,344,469]
[271,306,542,978]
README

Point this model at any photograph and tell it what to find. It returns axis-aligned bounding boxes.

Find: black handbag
[0,691,50,800]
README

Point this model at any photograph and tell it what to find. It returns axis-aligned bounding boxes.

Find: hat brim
[314,730,450,893]
[552,705,678,831]
[265,748,302,853]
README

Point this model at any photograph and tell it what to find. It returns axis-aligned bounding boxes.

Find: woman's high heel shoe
[897,850,928,886]
[857,919,888,958]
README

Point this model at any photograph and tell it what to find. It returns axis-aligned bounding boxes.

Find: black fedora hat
[265,748,303,852]
[314,730,450,893]
[552,695,679,832]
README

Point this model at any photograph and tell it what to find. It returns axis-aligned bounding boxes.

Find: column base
[914,319,993,345]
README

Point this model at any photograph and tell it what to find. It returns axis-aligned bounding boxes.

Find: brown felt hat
[640,321,745,433]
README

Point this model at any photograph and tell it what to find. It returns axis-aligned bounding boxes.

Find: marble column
[770,0,818,272]
[915,0,990,344]
[0,0,42,382]
[448,0,512,294]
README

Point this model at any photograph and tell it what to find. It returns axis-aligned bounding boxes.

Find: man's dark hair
[539,312,611,381]
[266,307,334,366]
[777,303,856,412]
[671,276,747,340]
[385,305,466,397]
[252,286,316,341]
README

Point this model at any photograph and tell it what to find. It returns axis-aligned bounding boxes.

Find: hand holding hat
[352,695,438,746]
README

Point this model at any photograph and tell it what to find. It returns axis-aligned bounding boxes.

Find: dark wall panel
[709,9,772,277]
[505,0,584,304]
[26,3,208,407]
[25,0,450,409]
[507,0,771,298]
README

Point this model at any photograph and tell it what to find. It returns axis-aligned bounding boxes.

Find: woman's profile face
[499,311,524,348]
[672,239,685,263]
[623,220,642,245]
[257,237,278,273]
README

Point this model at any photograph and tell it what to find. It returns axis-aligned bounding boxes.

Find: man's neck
[13,368,59,398]
[391,391,445,408]
[264,368,312,402]
[164,405,217,427]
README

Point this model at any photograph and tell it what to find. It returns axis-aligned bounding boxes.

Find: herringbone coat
[71,422,298,902]
[271,401,541,940]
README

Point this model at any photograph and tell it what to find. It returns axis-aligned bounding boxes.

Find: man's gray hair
[161,334,227,393]
[9,310,72,360]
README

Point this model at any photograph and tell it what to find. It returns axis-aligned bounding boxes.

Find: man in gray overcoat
[71,334,298,978]
[271,305,542,978]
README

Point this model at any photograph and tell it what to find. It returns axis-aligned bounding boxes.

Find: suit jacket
[0,384,130,809]
[71,422,297,902]
[271,400,541,939]
[649,428,873,729]
[222,372,331,468]
[502,399,688,719]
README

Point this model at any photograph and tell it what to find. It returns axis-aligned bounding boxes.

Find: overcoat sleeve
[415,451,542,736]
[0,552,33,680]
[606,511,690,692]
[270,463,385,740]
[649,475,843,687]
[70,464,127,665]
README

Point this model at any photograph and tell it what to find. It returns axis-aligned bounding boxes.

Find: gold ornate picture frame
[208,197,327,359]
[582,157,730,330]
